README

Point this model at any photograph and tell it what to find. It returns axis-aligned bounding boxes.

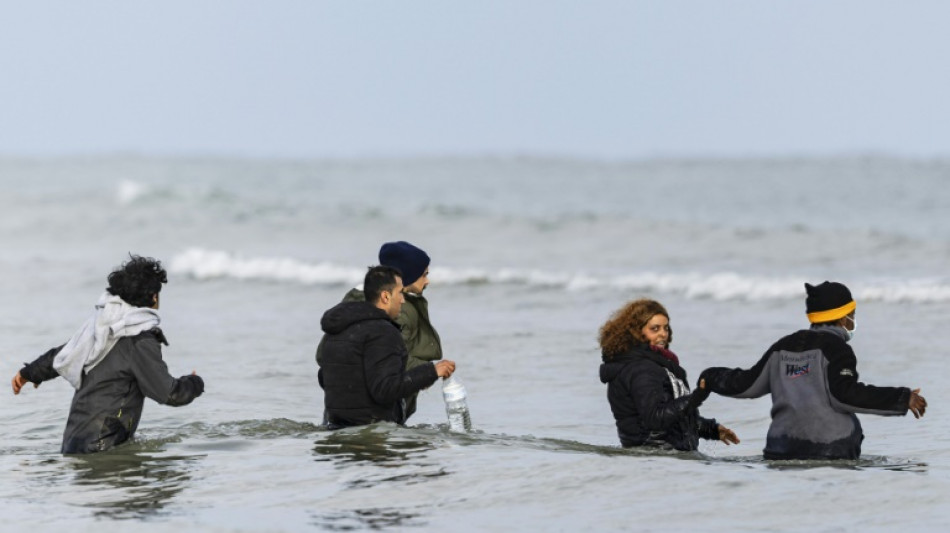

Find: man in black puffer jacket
[318,265,456,428]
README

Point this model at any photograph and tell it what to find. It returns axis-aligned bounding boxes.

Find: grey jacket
[19,328,204,454]
[700,326,909,459]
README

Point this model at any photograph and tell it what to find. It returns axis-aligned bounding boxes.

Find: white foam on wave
[168,249,950,303]
[116,180,150,206]
[169,248,364,285]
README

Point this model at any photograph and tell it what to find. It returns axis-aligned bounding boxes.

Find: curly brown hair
[598,298,672,358]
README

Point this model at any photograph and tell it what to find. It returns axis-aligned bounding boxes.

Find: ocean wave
[169,249,950,303]
[114,179,236,207]
[169,248,364,285]
[116,180,151,206]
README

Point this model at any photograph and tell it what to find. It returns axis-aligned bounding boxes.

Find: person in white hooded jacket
[11,255,204,454]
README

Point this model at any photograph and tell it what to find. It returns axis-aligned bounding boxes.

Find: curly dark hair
[106,255,168,308]
[598,298,672,358]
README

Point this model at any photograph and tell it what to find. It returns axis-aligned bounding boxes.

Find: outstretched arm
[699,348,773,399]
[129,335,204,406]
[826,346,910,416]
[12,345,65,394]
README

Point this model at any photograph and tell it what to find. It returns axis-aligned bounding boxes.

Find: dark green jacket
[316,287,443,419]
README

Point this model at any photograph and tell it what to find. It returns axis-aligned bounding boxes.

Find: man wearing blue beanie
[376,241,443,419]
[316,241,443,421]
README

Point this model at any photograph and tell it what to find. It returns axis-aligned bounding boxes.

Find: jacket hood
[599,344,684,383]
[321,301,395,335]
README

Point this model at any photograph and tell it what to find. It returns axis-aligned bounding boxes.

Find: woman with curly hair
[599,298,738,451]
[11,255,205,454]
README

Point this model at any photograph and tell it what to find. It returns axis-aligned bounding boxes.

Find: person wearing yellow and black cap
[698,281,927,460]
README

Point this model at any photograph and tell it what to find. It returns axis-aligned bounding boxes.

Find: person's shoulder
[398,298,421,324]
[341,287,366,303]
[612,348,663,371]
[131,327,169,347]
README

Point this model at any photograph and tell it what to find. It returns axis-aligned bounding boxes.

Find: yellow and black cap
[805,281,855,323]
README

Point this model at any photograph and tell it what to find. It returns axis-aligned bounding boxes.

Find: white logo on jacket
[665,369,689,398]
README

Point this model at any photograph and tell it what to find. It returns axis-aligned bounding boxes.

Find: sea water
[0,156,949,531]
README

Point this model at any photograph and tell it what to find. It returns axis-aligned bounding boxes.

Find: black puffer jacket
[19,328,204,454]
[599,344,718,451]
[318,301,438,427]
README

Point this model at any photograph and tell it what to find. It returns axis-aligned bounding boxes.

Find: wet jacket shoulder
[315,287,366,367]
[21,328,204,454]
[318,301,438,427]
[700,327,910,459]
[599,344,717,451]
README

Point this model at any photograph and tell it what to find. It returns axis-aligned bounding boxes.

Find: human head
[106,255,167,308]
[364,265,405,319]
[378,241,430,293]
[805,281,856,330]
[599,298,672,358]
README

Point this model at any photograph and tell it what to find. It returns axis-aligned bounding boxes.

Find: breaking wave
[169,248,950,303]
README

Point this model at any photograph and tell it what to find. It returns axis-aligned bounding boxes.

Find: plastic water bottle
[442,375,472,432]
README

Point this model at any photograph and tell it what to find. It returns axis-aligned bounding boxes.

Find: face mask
[844,315,857,341]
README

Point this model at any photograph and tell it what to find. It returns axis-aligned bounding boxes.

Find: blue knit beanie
[378,241,430,286]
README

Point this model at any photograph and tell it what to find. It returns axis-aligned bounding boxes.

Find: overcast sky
[1,1,947,159]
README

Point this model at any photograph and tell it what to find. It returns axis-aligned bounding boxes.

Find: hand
[698,378,706,390]
[434,360,456,379]
[718,424,740,445]
[908,388,927,419]
[11,372,34,395]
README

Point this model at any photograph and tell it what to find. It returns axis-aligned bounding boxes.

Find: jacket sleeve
[364,329,439,405]
[129,335,204,407]
[697,416,720,441]
[19,345,65,385]
[825,344,909,416]
[700,348,773,399]
[627,364,694,431]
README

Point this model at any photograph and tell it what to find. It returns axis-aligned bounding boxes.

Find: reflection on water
[708,453,929,473]
[311,425,448,530]
[763,456,929,473]
[313,424,439,466]
[310,507,425,531]
[66,445,203,520]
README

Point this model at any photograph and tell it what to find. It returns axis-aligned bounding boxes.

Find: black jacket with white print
[600,343,719,451]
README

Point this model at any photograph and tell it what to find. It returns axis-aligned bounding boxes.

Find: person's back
[61,329,201,453]
[701,281,926,460]
[320,300,420,425]
[315,241,443,421]
[317,266,455,428]
[12,255,205,454]
[733,327,877,459]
